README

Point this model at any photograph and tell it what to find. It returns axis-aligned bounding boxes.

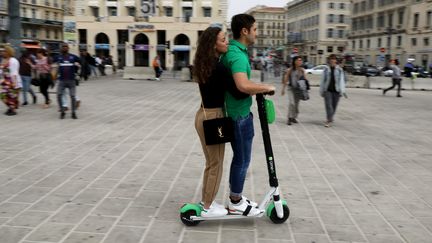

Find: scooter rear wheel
[269,204,290,224]
[180,209,201,226]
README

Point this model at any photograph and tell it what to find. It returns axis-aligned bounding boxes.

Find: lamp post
[8,0,21,56]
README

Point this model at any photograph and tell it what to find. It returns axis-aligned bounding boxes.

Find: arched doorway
[173,34,190,70]
[134,33,149,66]
[95,33,110,58]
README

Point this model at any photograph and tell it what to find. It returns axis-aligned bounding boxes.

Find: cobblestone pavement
[0,74,432,243]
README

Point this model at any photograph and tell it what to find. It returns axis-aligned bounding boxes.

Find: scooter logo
[218,127,224,138]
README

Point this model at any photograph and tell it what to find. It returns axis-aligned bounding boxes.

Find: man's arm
[232,72,274,95]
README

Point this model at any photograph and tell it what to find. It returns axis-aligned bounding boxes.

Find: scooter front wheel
[180,209,201,226]
[269,204,290,224]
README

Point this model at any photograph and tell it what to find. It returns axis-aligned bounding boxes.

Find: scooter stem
[256,94,279,187]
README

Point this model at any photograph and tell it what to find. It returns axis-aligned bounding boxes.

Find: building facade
[286,0,351,65]
[65,0,227,69]
[245,5,286,58]
[348,0,432,68]
[20,0,64,53]
[0,0,8,43]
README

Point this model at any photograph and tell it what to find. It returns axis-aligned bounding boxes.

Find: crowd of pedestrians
[0,43,114,117]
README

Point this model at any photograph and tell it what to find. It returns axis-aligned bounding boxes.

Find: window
[378,13,384,27]
[55,30,58,39]
[328,2,334,9]
[327,28,333,38]
[360,1,366,12]
[46,29,50,38]
[31,29,37,38]
[91,7,99,18]
[427,11,432,26]
[339,15,344,23]
[45,11,49,20]
[367,39,370,48]
[203,7,211,17]
[22,8,27,17]
[327,46,333,53]
[183,7,193,22]
[340,3,345,9]
[165,7,173,17]
[397,36,402,46]
[387,36,391,47]
[378,38,382,47]
[411,38,417,46]
[368,0,374,9]
[31,9,36,18]
[127,7,136,16]
[328,14,334,23]
[54,12,58,21]
[352,40,356,50]
[108,7,117,16]
[398,10,404,25]
[414,13,419,28]
[424,38,430,46]
[388,13,393,28]
[338,29,344,38]
[359,39,363,49]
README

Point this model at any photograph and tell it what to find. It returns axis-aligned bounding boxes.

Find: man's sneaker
[199,201,225,209]
[242,196,258,208]
[228,199,262,216]
[201,205,228,218]
[60,112,65,119]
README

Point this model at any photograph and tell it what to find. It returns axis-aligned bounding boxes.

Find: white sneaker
[199,201,225,209]
[228,198,262,216]
[242,196,258,208]
[201,205,228,218]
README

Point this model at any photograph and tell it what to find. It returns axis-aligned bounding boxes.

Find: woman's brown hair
[193,26,222,84]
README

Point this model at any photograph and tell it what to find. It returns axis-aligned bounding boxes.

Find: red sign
[380,48,385,53]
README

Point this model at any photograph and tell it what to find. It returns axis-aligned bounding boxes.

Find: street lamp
[8,0,21,56]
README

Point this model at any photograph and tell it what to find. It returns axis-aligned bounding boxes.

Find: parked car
[360,66,380,77]
[305,65,327,75]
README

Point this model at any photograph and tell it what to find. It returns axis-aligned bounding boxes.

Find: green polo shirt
[221,40,252,120]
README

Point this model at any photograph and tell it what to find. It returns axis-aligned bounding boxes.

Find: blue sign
[95,44,110,50]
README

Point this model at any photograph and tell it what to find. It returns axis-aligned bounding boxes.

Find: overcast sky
[227,0,289,20]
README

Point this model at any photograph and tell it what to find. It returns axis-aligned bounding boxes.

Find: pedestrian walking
[34,49,53,108]
[19,51,37,106]
[281,56,306,125]
[54,43,80,119]
[0,46,22,116]
[221,14,275,216]
[79,50,91,81]
[193,26,233,218]
[95,55,106,76]
[152,56,162,80]
[320,54,347,127]
[383,59,402,97]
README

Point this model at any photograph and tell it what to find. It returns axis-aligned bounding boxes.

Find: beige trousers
[195,107,225,205]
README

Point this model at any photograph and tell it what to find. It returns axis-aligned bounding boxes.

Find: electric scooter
[180,93,290,226]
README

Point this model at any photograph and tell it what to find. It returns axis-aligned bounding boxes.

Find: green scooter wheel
[268,204,290,224]
[180,203,201,226]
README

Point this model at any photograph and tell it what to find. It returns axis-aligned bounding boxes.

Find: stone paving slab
[0,74,431,243]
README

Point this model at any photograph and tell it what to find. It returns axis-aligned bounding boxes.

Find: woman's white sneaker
[201,206,228,218]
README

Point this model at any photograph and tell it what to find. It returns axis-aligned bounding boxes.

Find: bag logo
[218,127,224,138]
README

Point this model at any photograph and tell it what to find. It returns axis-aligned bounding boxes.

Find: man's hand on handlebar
[263,85,275,96]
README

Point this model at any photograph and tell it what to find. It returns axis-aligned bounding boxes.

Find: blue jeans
[229,112,254,197]
[21,75,35,103]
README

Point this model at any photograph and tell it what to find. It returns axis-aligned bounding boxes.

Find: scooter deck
[190,211,265,221]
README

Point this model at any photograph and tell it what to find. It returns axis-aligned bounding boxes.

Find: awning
[172,45,190,52]
[21,44,41,49]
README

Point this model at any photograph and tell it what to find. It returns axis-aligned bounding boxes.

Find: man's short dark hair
[231,14,255,39]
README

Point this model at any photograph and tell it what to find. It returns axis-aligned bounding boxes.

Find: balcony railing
[21,17,63,26]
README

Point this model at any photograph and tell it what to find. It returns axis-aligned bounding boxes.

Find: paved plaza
[0,73,432,243]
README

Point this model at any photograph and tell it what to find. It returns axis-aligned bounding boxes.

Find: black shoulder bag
[200,90,234,145]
